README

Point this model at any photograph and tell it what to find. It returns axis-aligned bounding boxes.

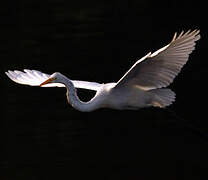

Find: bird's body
[51,74,148,112]
[101,83,148,110]
[5,30,200,112]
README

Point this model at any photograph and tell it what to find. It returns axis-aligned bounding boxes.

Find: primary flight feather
[5,29,200,112]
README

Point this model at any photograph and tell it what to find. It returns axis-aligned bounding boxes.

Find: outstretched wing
[114,30,200,90]
[5,69,102,91]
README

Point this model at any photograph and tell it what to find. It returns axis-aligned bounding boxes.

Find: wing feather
[5,70,102,91]
[114,29,200,90]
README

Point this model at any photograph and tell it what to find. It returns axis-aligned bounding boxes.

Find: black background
[2,0,208,179]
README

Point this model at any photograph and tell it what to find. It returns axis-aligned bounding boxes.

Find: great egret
[6,30,200,112]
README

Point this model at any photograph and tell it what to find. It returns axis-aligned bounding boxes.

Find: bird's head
[40,72,62,86]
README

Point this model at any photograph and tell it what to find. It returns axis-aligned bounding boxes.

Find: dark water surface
[2,0,208,179]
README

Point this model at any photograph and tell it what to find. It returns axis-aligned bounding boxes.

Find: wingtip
[171,29,201,43]
[171,32,177,42]
[5,70,14,80]
[190,29,201,41]
[5,71,9,76]
[6,70,12,77]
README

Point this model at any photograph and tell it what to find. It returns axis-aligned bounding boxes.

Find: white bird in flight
[6,30,200,112]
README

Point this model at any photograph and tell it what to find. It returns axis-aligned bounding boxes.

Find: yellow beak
[40,77,55,86]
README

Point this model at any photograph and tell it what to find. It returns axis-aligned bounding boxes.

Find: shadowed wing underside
[114,30,200,90]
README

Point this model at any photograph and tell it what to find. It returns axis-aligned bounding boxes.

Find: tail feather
[148,88,175,108]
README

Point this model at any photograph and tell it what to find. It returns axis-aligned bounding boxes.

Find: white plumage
[5,30,200,112]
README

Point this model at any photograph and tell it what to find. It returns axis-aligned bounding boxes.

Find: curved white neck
[61,76,102,112]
